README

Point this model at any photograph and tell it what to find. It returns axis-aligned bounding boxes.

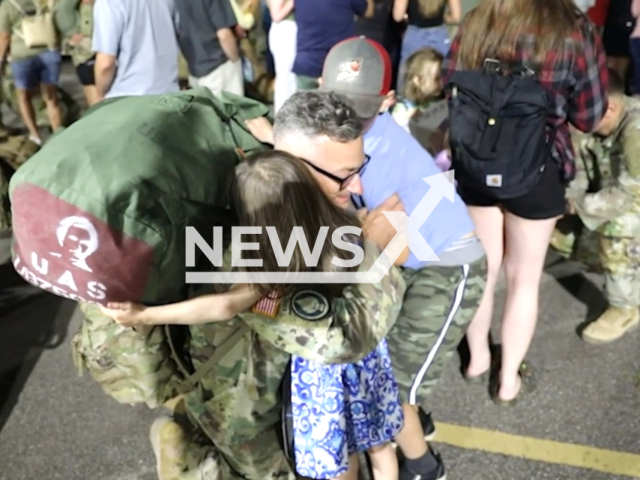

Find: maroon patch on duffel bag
[11,184,155,305]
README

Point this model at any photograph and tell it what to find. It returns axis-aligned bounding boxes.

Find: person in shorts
[441,0,608,405]
[0,0,63,145]
[54,0,99,106]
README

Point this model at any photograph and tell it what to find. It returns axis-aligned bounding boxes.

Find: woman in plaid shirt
[441,0,608,405]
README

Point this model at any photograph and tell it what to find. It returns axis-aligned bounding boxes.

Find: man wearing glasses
[256,38,486,480]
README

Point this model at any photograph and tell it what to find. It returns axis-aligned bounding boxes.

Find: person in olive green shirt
[54,0,98,105]
[0,0,63,144]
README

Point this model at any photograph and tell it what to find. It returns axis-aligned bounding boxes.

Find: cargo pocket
[72,302,178,408]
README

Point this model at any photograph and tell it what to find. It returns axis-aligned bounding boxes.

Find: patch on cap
[336,58,363,82]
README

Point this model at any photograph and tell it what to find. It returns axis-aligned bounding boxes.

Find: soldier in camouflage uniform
[74,93,404,479]
[568,70,640,344]
[98,237,406,479]
[550,128,602,270]
[169,243,405,480]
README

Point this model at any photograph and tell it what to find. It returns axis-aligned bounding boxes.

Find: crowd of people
[1,1,639,480]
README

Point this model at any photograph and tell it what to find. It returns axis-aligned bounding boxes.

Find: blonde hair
[417,0,447,18]
[457,0,582,70]
[402,48,444,104]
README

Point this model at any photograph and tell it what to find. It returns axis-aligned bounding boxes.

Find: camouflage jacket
[182,241,406,464]
[569,97,640,237]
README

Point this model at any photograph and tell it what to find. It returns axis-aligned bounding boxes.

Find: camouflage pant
[72,302,180,407]
[600,236,640,308]
[171,424,294,480]
[551,216,601,270]
[386,256,487,405]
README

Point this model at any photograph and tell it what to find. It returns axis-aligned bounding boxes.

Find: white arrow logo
[186,171,456,284]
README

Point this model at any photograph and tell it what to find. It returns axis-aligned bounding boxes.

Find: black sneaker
[419,408,436,441]
[399,449,447,480]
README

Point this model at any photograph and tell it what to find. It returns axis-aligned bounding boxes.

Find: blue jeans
[397,24,451,93]
[11,50,61,90]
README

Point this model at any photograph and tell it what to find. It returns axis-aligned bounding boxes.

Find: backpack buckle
[483,58,502,74]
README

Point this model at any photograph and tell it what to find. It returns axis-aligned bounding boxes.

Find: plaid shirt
[441,16,609,182]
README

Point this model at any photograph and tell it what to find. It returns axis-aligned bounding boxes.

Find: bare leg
[368,443,399,480]
[498,212,560,399]
[16,89,40,141]
[465,206,505,377]
[333,453,359,480]
[393,404,428,459]
[40,83,62,131]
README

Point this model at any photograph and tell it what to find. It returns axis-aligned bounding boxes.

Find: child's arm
[100,284,262,327]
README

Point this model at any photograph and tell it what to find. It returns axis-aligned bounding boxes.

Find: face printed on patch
[11,184,155,305]
[55,217,99,272]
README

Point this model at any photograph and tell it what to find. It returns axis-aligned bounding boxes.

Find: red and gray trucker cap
[320,36,393,120]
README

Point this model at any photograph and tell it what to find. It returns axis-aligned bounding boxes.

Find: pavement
[1,60,639,480]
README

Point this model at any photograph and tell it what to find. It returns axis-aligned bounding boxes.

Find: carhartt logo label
[185,171,457,284]
[486,174,502,187]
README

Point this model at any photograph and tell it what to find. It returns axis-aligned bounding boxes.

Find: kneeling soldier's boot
[150,416,221,480]
[582,306,640,344]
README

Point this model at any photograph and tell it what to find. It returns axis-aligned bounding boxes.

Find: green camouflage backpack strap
[169,322,252,396]
[71,302,181,408]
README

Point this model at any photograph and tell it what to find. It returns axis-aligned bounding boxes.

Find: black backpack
[445,60,557,200]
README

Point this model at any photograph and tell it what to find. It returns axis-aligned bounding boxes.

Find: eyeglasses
[299,155,371,190]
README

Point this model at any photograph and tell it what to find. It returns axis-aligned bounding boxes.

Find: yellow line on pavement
[434,422,640,478]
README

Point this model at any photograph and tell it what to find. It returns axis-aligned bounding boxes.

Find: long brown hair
[417,0,447,18]
[457,0,581,70]
[234,151,373,350]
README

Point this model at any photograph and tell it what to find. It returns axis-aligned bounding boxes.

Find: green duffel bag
[9,88,269,408]
[9,88,270,306]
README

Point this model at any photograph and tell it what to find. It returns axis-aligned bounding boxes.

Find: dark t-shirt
[293,0,368,78]
[407,0,445,28]
[355,0,402,49]
[175,0,237,78]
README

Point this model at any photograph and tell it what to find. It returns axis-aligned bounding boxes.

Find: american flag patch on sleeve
[251,290,282,317]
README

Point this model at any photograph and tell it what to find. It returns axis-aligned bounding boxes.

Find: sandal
[490,361,537,407]
[462,345,499,384]
[464,369,490,384]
